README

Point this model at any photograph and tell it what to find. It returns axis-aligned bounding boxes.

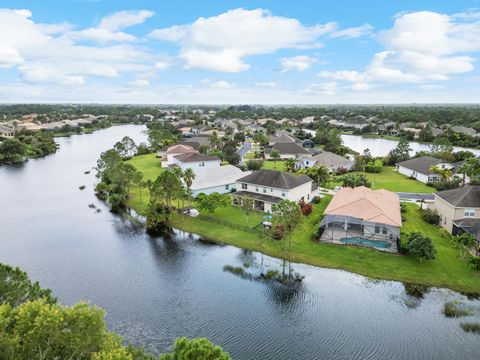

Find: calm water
[1,125,479,359]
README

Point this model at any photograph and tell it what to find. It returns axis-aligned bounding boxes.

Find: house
[268,130,300,145]
[163,144,198,166]
[190,165,251,197]
[451,126,478,137]
[172,153,221,171]
[265,142,311,159]
[232,169,318,212]
[0,125,15,138]
[301,116,315,124]
[296,151,354,172]
[180,136,212,150]
[318,187,402,253]
[396,156,467,184]
[432,186,480,244]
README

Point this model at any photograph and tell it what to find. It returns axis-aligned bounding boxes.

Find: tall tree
[183,168,196,209]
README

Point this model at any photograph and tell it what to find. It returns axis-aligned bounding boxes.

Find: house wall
[173,158,221,171]
[434,195,480,233]
[396,165,431,183]
[236,180,314,203]
[266,153,297,160]
[192,183,237,197]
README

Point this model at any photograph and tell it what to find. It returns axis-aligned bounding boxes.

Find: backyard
[126,154,479,292]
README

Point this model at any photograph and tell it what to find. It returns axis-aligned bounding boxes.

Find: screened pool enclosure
[318,214,400,253]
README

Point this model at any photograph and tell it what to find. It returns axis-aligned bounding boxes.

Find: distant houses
[296,151,354,172]
[0,125,15,138]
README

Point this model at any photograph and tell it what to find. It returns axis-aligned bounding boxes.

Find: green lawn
[358,167,435,193]
[126,154,479,292]
[126,153,165,181]
[261,160,287,172]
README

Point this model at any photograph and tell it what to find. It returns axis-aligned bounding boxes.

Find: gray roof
[174,153,220,163]
[266,142,310,155]
[309,151,354,168]
[396,156,443,175]
[268,130,300,144]
[237,169,312,190]
[233,191,282,204]
[436,186,480,208]
[0,124,15,132]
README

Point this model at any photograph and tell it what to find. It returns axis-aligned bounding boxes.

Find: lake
[1,125,479,359]
[302,128,480,157]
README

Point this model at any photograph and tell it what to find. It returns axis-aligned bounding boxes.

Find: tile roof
[266,142,310,155]
[435,186,480,207]
[237,169,312,190]
[174,153,220,163]
[166,144,197,155]
[324,186,402,227]
[396,156,444,175]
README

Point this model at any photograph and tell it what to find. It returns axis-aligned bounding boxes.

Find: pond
[0,125,479,359]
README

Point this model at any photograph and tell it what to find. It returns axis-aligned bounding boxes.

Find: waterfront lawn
[168,199,480,293]
[126,153,165,181]
[262,160,287,172]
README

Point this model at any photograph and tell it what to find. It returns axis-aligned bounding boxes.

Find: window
[241,183,247,190]
[465,208,476,217]
[382,227,387,235]
[282,192,286,197]
[375,226,380,234]
[200,162,205,167]
[263,187,267,193]
[307,194,310,200]
[225,184,229,190]
[270,188,273,192]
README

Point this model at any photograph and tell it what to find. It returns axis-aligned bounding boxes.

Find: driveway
[236,141,251,157]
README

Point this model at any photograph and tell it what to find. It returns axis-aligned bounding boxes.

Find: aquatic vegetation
[443,301,474,318]
[460,322,480,334]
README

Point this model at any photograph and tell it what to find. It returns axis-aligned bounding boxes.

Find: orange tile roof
[166,144,198,155]
[324,186,402,227]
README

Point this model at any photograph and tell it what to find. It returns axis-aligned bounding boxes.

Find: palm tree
[429,166,452,182]
[172,166,184,209]
[285,158,296,172]
[183,168,196,209]
[307,165,330,187]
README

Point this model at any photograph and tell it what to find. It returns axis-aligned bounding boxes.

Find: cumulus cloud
[201,79,235,88]
[304,81,337,95]
[279,55,314,73]
[0,8,151,85]
[255,81,278,88]
[319,11,480,88]
[150,8,335,72]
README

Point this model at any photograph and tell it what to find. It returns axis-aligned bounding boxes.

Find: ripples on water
[0,125,479,360]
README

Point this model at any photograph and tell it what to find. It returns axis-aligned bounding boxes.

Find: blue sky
[1,0,480,103]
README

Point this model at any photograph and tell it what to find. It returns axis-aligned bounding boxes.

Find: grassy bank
[126,154,479,293]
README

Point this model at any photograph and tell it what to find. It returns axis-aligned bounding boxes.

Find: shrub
[300,203,312,216]
[400,203,407,213]
[246,159,264,171]
[419,208,440,225]
[311,196,321,204]
[460,323,480,334]
[364,159,383,173]
[443,301,474,317]
[469,256,480,272]
[405,232,436,263]
[336,166,348,175]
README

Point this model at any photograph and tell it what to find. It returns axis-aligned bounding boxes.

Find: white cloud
[201,79,235,88]
[351,82,371,91]
[255,81,278,88]
[279,55,314,73]
[72,28,136,43]
[304,81,337,95]
[154,61,170,70]
[98,10,154,31]
[331,23,373,38]
[318,11,480,88]
[0,8,151,84]
[150,8,335,72]
[128,79,150,87]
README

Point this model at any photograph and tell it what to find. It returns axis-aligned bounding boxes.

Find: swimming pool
[340,237,392,249]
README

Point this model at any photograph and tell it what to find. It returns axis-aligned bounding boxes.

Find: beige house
[432,186,480,241]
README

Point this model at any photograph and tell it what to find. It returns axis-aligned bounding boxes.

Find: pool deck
[319,228,398,253]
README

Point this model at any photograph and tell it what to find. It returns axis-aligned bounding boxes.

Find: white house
[233,169,318,213]
[396,156,467,184]
[172,153,221,171]
[265,142,311,159]
[190,165,251,197]
[163,144,198,166]
[0,125,15,138]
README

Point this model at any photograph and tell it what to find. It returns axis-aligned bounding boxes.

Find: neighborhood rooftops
[265,142,311,155]
[396,156,444,175]
[324,186,402,227]
[174,153,220,163]
[166,144,197,155]
[237,169,312,190]
[435,185,480,207]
